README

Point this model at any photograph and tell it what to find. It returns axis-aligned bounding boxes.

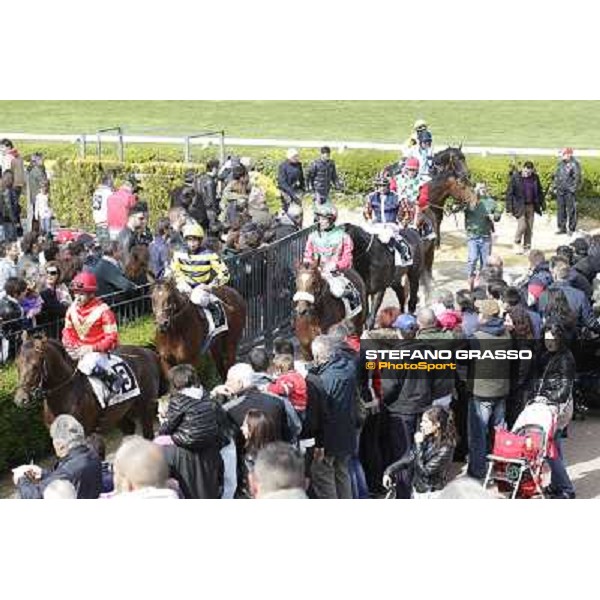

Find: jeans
[547,430,575,497]
[467,396,506,480]
[349,429,369,499]
[556,192,577,233]
[466,235,491,277]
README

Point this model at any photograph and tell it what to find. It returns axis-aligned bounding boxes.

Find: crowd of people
[1,130,599,500]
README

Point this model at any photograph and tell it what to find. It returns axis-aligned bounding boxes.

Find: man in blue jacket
[305,335,357,499]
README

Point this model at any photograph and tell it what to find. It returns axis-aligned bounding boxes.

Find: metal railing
[0,226,315,365]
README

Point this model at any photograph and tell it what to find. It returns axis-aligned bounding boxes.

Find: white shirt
[34,193,52,220]
[92,185,112,226]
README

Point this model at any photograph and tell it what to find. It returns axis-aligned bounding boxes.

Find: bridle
[153,286,191,329]
[17,341,79,403]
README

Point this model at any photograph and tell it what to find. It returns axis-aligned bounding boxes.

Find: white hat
[287,148,299,160]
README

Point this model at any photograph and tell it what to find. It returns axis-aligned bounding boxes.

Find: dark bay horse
[14,334,163,438]
[151,279,247,380]
[344,224,425,328]
[293,263,367,360]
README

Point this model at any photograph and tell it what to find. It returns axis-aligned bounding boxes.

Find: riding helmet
[182,223,205,239]
[71,272,98,294]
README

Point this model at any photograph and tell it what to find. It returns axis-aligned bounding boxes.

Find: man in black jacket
[14,415,102,499]
[86,240,137,299]
[277,148,305,211]
[306,146,341,204]
[196,160,221,233]
[116,201,153,265]
[506,161,545,254]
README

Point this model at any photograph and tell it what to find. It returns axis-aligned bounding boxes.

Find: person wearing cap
[169,222,230,309]
[402,119,432,155]
[464,182,502,291]
[14,414,102,499]
[363,176,412,266]
[395,157,436,241]
[506,160,545,254]
[467,297,513,481]
[306,146,341,205]
[277,148,305,211]
[62,271,123,393]
[382,312,434,498]
[551,147,582,235]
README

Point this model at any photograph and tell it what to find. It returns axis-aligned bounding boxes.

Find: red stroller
[483,401,558,499]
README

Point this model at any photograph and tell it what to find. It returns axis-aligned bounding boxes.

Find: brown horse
[427,174,479,248]
[14,334,164,438]
[293,263,367,360]
[151,279,247,380]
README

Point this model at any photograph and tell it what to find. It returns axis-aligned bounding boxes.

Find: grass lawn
[1,101,599,148]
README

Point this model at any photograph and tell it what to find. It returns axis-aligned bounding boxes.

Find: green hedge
[39,147,600,228]
[0,316,220,474]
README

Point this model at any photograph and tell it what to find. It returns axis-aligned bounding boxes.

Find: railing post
[79,134,87,159]
[184,136,191,163]
[220,130,225,164]
[117,128,124,162]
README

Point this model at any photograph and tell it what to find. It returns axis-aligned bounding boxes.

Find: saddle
[195,296,229,351]
[84,356,140,409]
[325,272,362,319]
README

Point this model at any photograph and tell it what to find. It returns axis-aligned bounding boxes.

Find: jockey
[304,204,353,272]
[170,222,230,308]
[411,130,434,178]
[402,119,433,156]
[303,204,356,301]
[363,177,412,266]
[62,272,123,392]
[395,157,436,241]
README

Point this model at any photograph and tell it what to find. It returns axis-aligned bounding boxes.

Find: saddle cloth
[367,223,413,267]
[326,273,362,320]
[200,298,229,350]
[86,355,140,410]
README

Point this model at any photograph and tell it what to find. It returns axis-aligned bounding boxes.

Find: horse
[14,333,164,438]
[426,173,479,248]
[430,146,469,180]
[293,262,367,360]
[151,278,247,380]
[344,224,425,328]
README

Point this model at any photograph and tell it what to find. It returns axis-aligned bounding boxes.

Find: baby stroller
[483,399,557,499]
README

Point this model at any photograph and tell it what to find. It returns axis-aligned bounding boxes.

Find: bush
[0,315,220,474]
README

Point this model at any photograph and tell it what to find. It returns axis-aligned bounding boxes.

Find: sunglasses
[46,270,59,276]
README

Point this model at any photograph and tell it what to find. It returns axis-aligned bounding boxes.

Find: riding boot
[91,365,124,394]
[391,238,412,267]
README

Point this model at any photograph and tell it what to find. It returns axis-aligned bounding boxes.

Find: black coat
[158,390,220,452]
[535,348,576,406]
[223,388,292,442]
[413,438,455,493]
[506,171,545,217]
[17,445,102,499]
[86,257,136,299]
[39,288,68,322]
[307,158,340,199]
[277,161,305,202]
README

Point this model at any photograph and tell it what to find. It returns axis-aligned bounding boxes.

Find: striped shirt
[170,248,230,288]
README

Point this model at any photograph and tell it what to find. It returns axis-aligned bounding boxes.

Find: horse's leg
[367,290,385,329]
[407,270,420,313]
[391,272,406,313]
